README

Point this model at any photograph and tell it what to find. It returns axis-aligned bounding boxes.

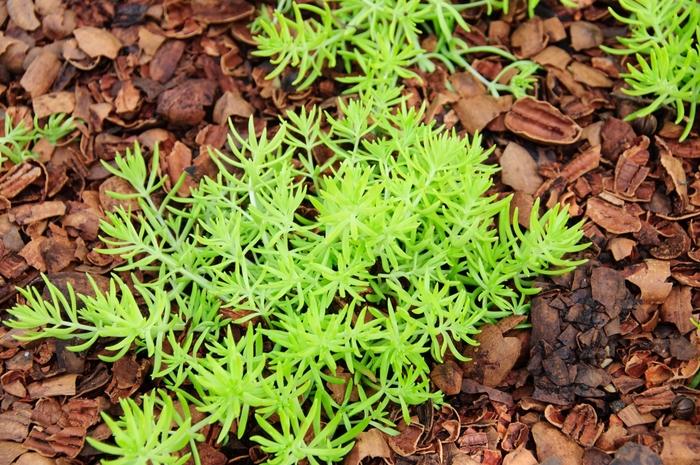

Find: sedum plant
[5,89,586,465]
[0,113,75,165]
[603,0,700,140]
[252,0,543,96]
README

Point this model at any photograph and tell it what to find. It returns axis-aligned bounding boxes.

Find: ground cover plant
[604,0,700,140]
[2,1,700,465]
[5,88,586,464]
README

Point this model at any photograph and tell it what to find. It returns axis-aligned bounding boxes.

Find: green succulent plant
[0,113,75,165]
[252,0,546,97]
[603,0,700,140]
[4,89,587,465]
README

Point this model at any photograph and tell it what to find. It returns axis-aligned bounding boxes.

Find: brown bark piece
[462,324,521,387]
[0,440,27,465]
[430,360,463,396]
[11,201,66,225]
[560,145,600,182]
[32,91,76,119]
[608,238,635,261]
[614,137,650,196]
[610,443,662,465]
[149,40,185,83]
[27,374,78,399]
[569,62,613,88]
[601,118,636,161]
[511,17,547,58]
[157,79,217,126]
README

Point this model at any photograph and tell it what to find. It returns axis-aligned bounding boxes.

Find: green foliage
[5,92,587,464]
[252,0,542,96]
[0,113,75,165]
[87,390,203,465]
[603,0,700,140]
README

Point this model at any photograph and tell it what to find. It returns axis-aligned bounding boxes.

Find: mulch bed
[0,1,698,465]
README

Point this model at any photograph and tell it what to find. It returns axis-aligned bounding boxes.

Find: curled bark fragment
[586,197,641,234]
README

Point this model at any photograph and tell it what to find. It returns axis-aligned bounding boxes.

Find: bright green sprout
[603,0,700,140]
[5,92,587,465]
[0,113,75,165]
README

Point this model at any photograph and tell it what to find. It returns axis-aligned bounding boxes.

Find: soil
[0,1,698,465]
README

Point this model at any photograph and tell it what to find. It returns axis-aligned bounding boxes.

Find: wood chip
[149,39,185,83]
[0,440,27,465]
[11,201,66,225]
[614,137,650,196]
[560,145,600,182]
[430,360,463,396]
[610,443,662,465]
[27,374,78,399]
[73,27,122,60]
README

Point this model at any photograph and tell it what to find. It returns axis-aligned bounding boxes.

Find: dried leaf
[73,27,122,60]
[659,423,700,465]
[213,91,253,124]
[32,91,76,119]
[455,94,511,134]
[430,360,463,396]
[462,324,520,387]
[7,0,40,31]
[531,422,584,465]
[343,429,392,465]
[570,22,603,51]
[661,286,695,334]
[500,142,542,194]
[20,52,61,98]
[610,443,662,465]
[586,197,641,234]
[626,259,673,304]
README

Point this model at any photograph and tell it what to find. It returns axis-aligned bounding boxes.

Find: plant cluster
[5,89,587,465]
[603,0,700,140]
[0,113,75,165]
[252,0,551,97]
